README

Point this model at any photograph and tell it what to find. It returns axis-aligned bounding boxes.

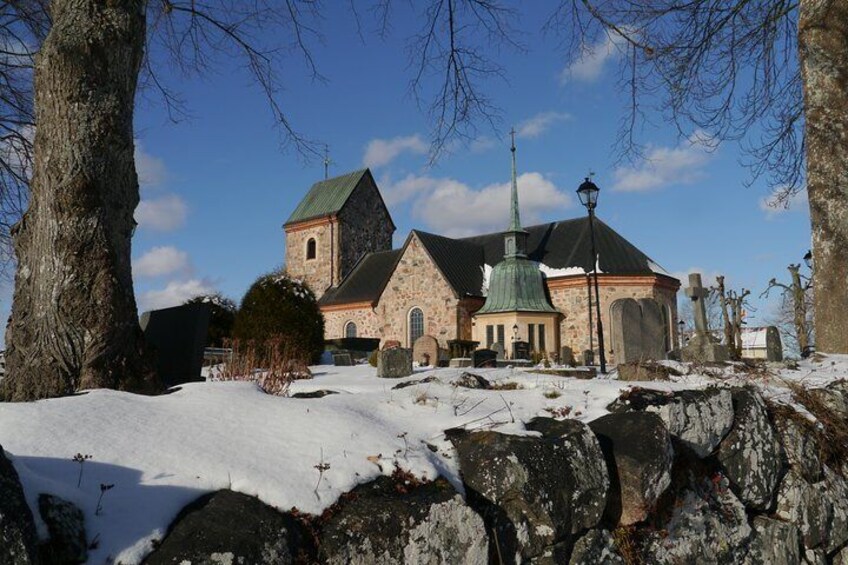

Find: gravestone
[638,298,666,360]
[610,299,644,364]
[765,326,783,362]
[140,303,212,387]
[332,352,354,367]
[583,349,595,366]
[491,342,505,360]
[560,346,575,366]
[412,335,439,367]
[609,297,669,365]
[512,340,531,361]
[681,273,728,363]
[472,349,497,368]
[377,348,413,378]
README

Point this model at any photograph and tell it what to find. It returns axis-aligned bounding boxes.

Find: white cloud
[135,141,168,190]
[759,189,808,219]
[138,279,217,312]
[611,133,714,192]
[384,172,573,237]
[469,136,496,153]
[560,33,627,84]
[363,134,428,168]
[134,246,190,278]
[517,111,571,139]
[135,194,188,232]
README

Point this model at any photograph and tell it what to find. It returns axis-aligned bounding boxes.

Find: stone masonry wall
[549,277,679,364]
[377,234,459,348]
[284,220,338,300]
[323,306,381,339]
[337,177,394,281]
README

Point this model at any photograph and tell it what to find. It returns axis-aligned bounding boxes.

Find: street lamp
[577,177,607,373]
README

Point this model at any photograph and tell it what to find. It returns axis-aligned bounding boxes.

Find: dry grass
[768,381,848,475]
[612,526,647,565]
[215,336,312,396]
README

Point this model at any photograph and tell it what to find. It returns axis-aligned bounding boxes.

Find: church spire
[503,128,528,259]
[508,128,522,232]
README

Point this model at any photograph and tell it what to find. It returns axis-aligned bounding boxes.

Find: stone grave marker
[413,335,439,367]
[377,348,413,378]
[491,342,505,360]
[512,340,531,361]
[638,298,666,360]
[472,349,497,368]
[559,346,575,366]
[332,352,354,367]
[140,302,212,388]
[610,298,644,364]
[681,273,728,363]
[765,326,783,362]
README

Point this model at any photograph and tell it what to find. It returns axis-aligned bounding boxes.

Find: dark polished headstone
[512,340,531,361]
[140,303,212,388]
[472,349,497,368]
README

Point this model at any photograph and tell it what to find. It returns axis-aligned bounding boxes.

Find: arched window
[306,238,317,260]
[344,321,357,338]
[409,308,424,345]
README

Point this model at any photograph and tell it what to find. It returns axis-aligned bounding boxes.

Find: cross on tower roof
[323,144,332,180]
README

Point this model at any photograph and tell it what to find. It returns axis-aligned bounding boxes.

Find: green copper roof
[476,256,557,314]
[285,169,369,225]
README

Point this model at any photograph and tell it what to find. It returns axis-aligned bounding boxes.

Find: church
[283,142,681,364]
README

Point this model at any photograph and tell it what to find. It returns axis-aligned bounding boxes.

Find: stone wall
[376,234,460,348]
[284,218,338,299]
[336,177,394,280]
[548,275,679,364]
[135,379,848,564]
[323,305,382,339]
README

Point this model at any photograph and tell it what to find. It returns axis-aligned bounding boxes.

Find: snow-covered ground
[1,357,847,564]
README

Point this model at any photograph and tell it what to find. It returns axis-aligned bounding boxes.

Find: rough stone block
[377,348,413,378]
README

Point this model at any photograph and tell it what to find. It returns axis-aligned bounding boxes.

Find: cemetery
[1,1,845,564]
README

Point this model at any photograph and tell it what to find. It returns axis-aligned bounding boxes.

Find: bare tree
[727,288,752,360]
[715,276,734,353]
[762,264,814,356]
[548,1,848,354]
[0,0,324,401]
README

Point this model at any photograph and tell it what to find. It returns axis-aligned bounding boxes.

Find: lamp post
[577,177,607,373]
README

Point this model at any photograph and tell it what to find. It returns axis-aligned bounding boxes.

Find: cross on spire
[323,144,332,180]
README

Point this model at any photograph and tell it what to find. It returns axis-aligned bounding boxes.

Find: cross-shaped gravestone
[685,273,710,335]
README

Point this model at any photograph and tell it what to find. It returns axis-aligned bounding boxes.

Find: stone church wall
[337,178,394,280]
[377,234,460,348]
[285,219,338,299]
[323,305,382,339]
[548,275,679,364]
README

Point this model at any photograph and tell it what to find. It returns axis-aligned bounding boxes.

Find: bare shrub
[215,336,312,396]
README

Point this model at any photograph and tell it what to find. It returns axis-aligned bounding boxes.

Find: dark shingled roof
[319,216,673,307]
[414,230,485,298]
[319,249,401,306]
[285,169,369,225]
[461,217,661,276]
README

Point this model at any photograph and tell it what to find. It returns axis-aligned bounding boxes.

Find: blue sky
[64,4,811,329]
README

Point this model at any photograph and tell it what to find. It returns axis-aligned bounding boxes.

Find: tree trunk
[788,265,810,355]
[2,0,158,401]
[716,276,734,352]
[799,0,848,354]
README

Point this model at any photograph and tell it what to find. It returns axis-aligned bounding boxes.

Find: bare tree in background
[0,0,325,401]
[547,0,848,354]
[762,264,814,356]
